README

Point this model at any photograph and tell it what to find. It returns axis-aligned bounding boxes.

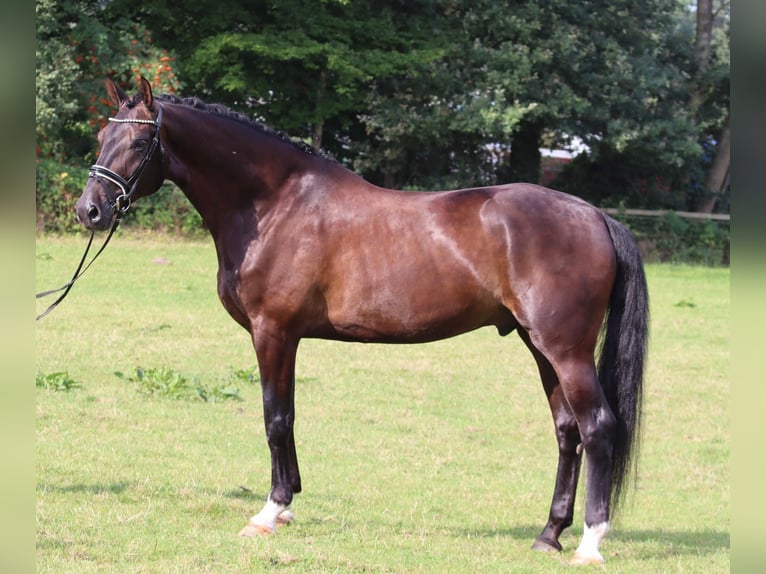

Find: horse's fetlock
[270,485,293,507]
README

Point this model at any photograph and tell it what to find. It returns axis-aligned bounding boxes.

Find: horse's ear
[139,76,154,111]
[105,77,128,108]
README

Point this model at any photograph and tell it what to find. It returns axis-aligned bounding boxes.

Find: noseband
[88,104,164,214]
[36,105,164,321]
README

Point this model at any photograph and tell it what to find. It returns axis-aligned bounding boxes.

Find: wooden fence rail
[601,207,730,222]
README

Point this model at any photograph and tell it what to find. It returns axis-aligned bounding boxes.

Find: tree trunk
[699,117,730,213]
[690,0,714,114]
[687,0,730,213]
[311,122,323,152]
[311,68,327,151]
[691,0,713,116]
[503,119,543,184]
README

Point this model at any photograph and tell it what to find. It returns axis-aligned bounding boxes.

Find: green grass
[36,234,729,573]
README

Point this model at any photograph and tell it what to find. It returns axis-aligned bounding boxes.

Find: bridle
[89,104,164,214]
[36,105,164,321]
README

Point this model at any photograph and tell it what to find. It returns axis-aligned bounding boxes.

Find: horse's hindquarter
[491,184,617,353]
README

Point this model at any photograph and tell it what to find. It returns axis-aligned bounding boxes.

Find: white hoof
[570,551,605,565]
[240,498,290,537]
[276,509,295,525]
[572,521,609,565]
[238,521,276,537]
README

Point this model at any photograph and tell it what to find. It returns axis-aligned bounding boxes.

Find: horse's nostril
[87,204,101,222]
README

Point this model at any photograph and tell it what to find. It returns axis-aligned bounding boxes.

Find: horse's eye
[131,138,148,151]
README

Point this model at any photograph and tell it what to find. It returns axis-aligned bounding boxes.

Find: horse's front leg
[239,327,302,537]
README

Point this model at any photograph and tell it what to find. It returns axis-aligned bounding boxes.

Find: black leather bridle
[89,104,164,215]
[36,106,164,321]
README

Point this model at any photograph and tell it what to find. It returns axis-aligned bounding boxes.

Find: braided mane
[125,92,325,158]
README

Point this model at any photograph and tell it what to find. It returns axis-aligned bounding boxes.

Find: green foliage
[610,212,730,266]
[195,384,243,403]
[36,0,183,164]
[35,0,83,161]
[35,159,90,234]
[553,148,689,210]
[228,367,259,386]
[115,366,193,399]
[181,0,447,154]
[114,367,241,402]
[35,158,206,236]
[123,184,206,237]
[36,371,82,391]
[35,0,729,217]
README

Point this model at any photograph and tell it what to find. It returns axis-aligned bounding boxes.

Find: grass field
[35,234,729,573]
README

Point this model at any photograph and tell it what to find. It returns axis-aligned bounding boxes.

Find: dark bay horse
[75,78,648,565]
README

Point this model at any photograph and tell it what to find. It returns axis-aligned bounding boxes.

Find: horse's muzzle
[75,188,114,231]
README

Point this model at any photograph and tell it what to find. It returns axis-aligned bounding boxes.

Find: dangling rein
[36,108,163,320]
[35,216,123,321]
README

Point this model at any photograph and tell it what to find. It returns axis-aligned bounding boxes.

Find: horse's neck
[162,105,305,237]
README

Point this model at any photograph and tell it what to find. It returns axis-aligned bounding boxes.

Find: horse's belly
[321,288,513,343]
[309,206,516,342]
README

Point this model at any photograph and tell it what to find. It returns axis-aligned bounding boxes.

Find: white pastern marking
[249,498,288,532]
[574,521,610,563]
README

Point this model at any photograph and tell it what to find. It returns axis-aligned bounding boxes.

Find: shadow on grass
[39,482,727,559]
[40,481,131,495]
[618,528,729,556]
[453,524,729,557]
[223,487,267,501]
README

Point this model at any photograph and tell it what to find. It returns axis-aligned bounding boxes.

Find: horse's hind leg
[560,356,615,564]
[519,330,583,553]
[538,349,616,564]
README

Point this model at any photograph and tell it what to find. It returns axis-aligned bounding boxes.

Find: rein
[36,106,164,321]
[35,216,122,321]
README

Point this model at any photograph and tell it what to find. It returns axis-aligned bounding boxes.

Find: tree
[358,0,706,195]
[690,0,730,212]
[356,1,541,188]
[496,1,701,191]
[37,0,728,212]
[36,0,85,160]
[36,0,182,164]
[117,0,446,159]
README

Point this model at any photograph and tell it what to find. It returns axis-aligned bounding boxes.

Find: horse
[75,77,648,565]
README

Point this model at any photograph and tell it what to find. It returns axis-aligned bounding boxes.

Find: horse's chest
[216,266,250,329]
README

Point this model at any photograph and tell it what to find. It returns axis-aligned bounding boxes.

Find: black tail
[598,215,649,513]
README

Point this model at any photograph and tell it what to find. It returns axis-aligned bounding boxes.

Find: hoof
[238,522,276,537]
[276,510,295,526]
[531,538,562,553]
[570,552,605,566]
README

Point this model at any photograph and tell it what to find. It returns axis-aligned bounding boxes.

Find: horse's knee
[264,413,293,447]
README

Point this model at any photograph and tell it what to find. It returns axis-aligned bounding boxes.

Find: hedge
[37,160,729,266]
[36,159,204,237]
[606,211,729,266]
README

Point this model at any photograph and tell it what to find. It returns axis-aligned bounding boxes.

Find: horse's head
[76,77,165,231]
